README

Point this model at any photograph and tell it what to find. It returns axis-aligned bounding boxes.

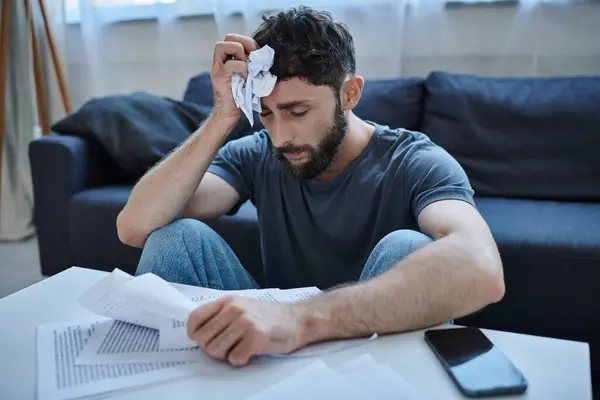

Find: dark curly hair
[252,7,356,94]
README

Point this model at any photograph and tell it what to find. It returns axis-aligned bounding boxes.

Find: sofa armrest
[29,134,128,276]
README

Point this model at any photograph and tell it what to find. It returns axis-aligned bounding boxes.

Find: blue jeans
[136,219,433,289]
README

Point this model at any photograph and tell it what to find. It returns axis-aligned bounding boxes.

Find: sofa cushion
[183,72,215,106]
[463,197,600,342]
[69,186,141,274]
[68,186,263,282]
[354,77,425,131]
[477,197,600,259]
[422,71,600,201]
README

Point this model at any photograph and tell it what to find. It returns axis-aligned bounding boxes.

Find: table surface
[0,267,592,400]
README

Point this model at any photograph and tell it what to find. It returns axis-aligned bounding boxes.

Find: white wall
[65,2,600,108]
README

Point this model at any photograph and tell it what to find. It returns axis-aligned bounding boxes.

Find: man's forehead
[261,78,332,107]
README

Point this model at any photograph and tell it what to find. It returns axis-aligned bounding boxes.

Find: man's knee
[137,219,215,276]
[144,219,213,249]
[360,229,433,281]
[376,229,433,258]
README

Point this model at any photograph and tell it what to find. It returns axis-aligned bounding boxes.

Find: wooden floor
[0,237,45,298]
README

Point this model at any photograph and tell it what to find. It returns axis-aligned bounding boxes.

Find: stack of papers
[37,269,381,400]
[247,353,428,400]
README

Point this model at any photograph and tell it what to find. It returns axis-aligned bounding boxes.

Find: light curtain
[0,0,67,241]
[0,0,37,241]
[69,0,600,108]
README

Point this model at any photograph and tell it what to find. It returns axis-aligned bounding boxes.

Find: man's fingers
[191,301,241,348]
[205,317,250,361]
[224,33,259,54]
[223,60,248,78]
[227,330,257,367]
[213,41,247,64]
[187,297,228,339]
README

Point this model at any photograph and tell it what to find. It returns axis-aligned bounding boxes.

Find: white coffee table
[0,267,592,399]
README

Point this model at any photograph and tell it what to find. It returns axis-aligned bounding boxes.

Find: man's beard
[273,100,347,180]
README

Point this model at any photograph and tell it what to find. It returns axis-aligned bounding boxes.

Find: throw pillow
[354,77,425,131]
[422,71,600,201]
[52,92,246,180]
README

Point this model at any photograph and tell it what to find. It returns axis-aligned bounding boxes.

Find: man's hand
[211,34,260,123]
[187,296,304,366]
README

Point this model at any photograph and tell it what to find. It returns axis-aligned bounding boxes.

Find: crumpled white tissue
[231,44,277,126]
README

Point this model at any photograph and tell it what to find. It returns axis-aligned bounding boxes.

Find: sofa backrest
[353,77,425,131]
[183,72,215,106]
[422,71,600,201]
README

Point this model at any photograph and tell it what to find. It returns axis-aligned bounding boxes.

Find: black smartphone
[424,327,528,398]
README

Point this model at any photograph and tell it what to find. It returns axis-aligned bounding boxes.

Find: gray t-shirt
[207,122,475,290]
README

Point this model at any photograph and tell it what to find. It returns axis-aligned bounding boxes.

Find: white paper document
[73,270,372,365]
[75,319,207,365]
[231,44,277,126]
[336,354,429,399]
[78,269,199,349]
[37,320,199,400]
[38,269,384,399]
[246,353,428,400]
[77,269,194,327]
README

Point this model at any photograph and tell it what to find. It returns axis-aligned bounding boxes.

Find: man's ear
[341,75,364,111]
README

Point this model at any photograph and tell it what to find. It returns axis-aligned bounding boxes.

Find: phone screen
[425,327,527,397]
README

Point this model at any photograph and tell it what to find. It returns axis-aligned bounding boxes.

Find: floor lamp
[0,0,72,195]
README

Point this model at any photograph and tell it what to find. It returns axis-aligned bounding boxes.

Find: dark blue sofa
[29,71,600,373]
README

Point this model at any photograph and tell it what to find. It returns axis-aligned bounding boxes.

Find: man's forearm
[296,233,504,345]
[118,115,237,238]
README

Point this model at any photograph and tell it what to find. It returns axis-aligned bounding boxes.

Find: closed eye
[291,110,308,118]
[260,111,272,118]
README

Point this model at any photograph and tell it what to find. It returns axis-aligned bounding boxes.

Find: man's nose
[267,118,295,149]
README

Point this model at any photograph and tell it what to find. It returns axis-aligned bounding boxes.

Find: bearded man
[116,6,505,367]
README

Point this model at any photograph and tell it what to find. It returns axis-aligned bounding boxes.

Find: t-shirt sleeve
[207,131,268,214]
[403,140,476,219]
